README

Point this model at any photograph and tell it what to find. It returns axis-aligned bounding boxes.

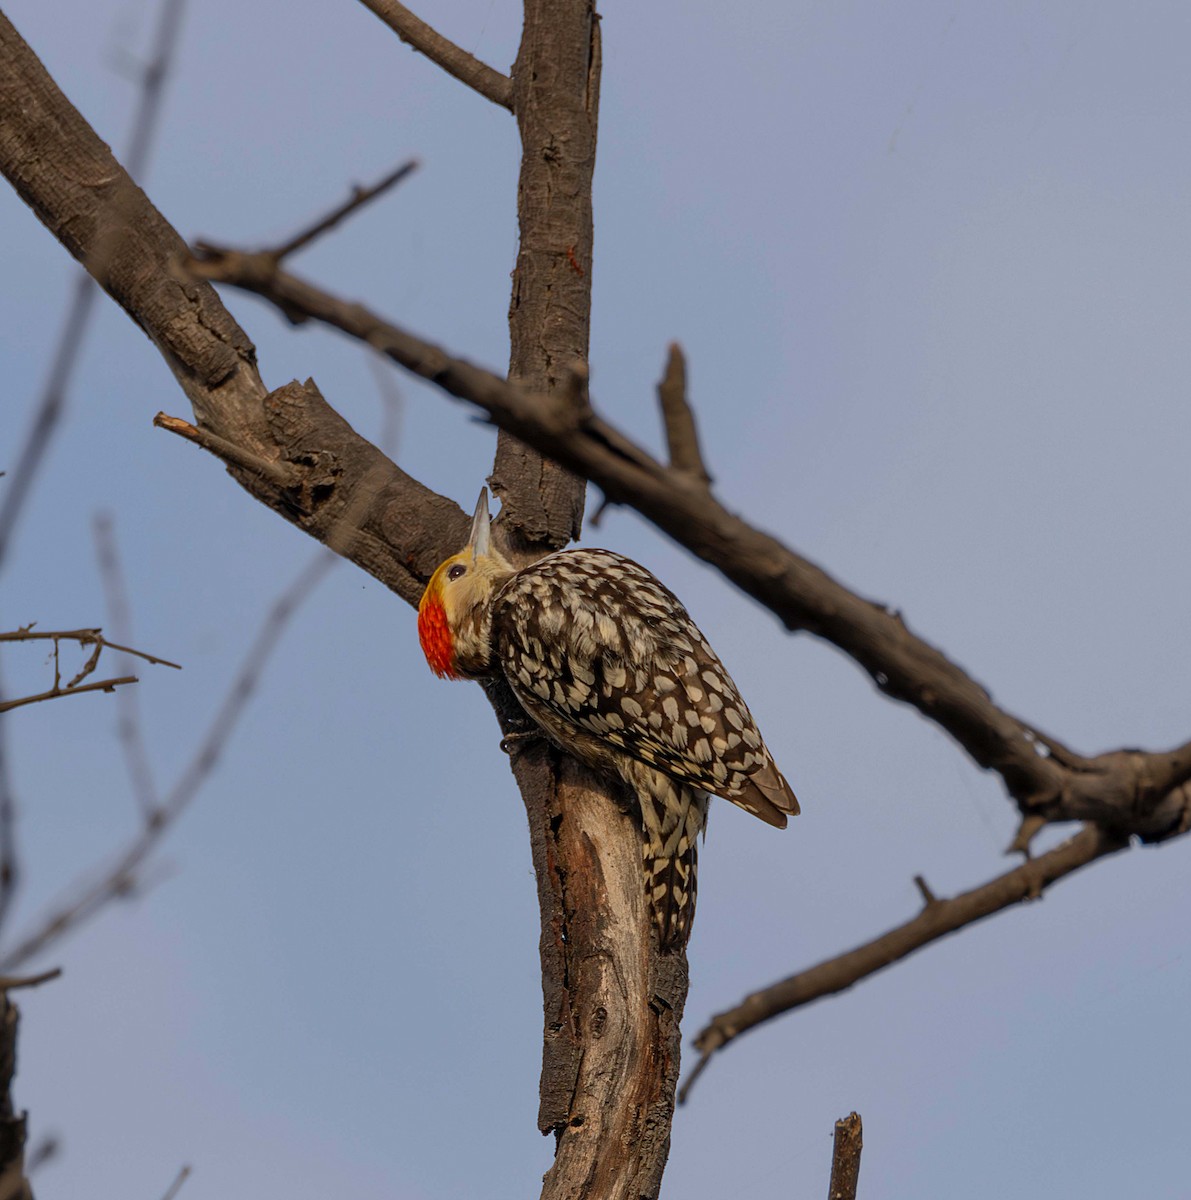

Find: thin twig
[159,1165,191,1200]
[0,623,181,711]
[0,667,18,940]
[0,968,61,991]
[186,158,418,324]
[0,273,99,576]
[0,552,336,969]
[24,1135,59,1175]
[656,342,711,486]
[366,353,406,458]
[120,0,187,181]
[0,629,180,670]
[828,1112,863,1200]
[355,0,513,109]
[679,824,1126,1102]
[64,640,102,688]
[94,514,160,819]
[271,159,419,261]
[0,0,187,576]
[153,413,300,489]
[0,676,138,714]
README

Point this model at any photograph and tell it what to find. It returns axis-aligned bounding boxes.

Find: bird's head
[418,488,515,679]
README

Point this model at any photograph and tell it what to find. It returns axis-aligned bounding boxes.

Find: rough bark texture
[496,7,687,1195]
[2,7,685,1197]
[496,0,597,554]
[0,14,463,605]
[827,1112,863,1200]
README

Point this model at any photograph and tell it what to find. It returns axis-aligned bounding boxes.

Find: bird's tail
[632,766,709,952]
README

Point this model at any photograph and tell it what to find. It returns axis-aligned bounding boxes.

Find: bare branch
[0,628,180,671]
[656,342,711,486]
[0,968,60,991]
[0,552,335,969]
[0,625,180,711]
[826,1108,864,1200]
[2,11,469,610]
[828,1112,863,1200]
[365,353,406,457]
[94,514,160,819]
[0,671,17,940]
[23,1135,57,1176]
[182,250,1191,841]
[159,1165,191,1200]
[680,824,1129,1101]
[2,16,683,1194]
[153,412,301,490]
[191,158,419,279]
[355,0,513,110]
[0,675,137,714]
[0,0,186,577]
[269,159,419,262]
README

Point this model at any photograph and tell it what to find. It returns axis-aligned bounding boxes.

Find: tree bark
[495,6,687,1196]
[1,7,686,1196]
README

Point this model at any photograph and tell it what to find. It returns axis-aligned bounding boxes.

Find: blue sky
[2,2,1189,1197]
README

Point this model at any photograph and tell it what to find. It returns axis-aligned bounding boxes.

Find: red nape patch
[417,595,458,678]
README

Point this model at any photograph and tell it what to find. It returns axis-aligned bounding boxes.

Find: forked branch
[182,250,1191,844]
[0,552,336,969]
[0,627,179,713]
[191,157,419,276]
[679,822,1135,1100]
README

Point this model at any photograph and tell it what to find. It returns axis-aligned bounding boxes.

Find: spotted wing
[492,548,798,826]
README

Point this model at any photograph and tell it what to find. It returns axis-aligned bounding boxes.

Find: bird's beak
[467,487,492,560]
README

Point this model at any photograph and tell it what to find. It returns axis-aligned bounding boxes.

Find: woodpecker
[417,489,798,949]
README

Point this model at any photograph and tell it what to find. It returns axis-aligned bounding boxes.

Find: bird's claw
[499,730,543,758]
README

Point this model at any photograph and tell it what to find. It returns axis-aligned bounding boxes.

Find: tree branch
[355,0,513,110]
[656,343,711,487]
[0,625,181,713]
[94,514,160,820]
[181,249,1191,847]
[7,3,1183,1189]
[0,9,466,607]
[0,675,17,942]
[192,158,419,273]
[152,412,301,490]
[0,628,180,670]
[492,6,687,1197]
[828,1112,863,1200]
[0,970,59,992]
[679,823,1134,1101]
[0,675,138,714]
[0,0,186,579]
[159,1165,191,1200]
[269,159,419,261]
[0,551,336,969]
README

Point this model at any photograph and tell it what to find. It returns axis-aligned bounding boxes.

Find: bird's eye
[447,563,467,581]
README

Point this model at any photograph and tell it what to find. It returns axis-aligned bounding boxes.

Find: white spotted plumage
[418,492,799,950]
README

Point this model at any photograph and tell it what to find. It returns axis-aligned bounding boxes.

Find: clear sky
[2,2,1189,1197]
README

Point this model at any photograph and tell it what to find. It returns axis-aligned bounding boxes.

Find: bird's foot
[499,729,543,758]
